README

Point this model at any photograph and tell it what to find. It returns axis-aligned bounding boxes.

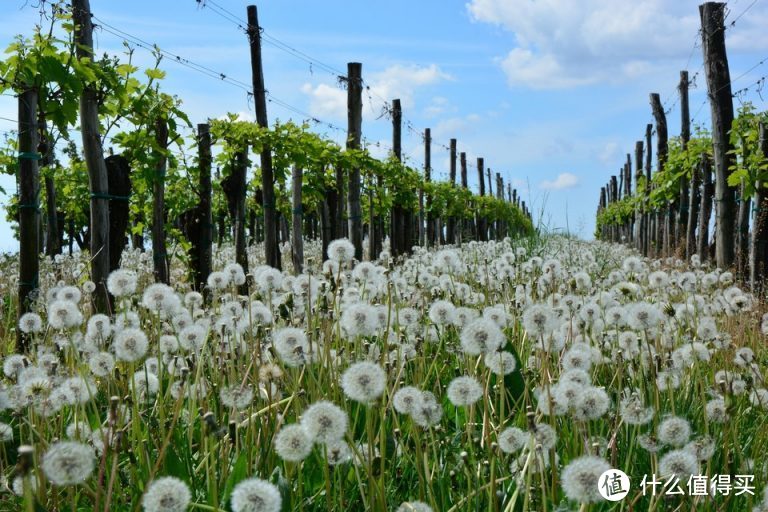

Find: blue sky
[1,0,768,251]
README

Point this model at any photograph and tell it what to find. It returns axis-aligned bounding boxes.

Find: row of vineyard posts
[2,1,533,350]
[596,1,768,290]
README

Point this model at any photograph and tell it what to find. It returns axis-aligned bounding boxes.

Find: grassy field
[0,236,766,512]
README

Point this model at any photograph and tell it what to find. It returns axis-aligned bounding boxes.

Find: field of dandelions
[0,235,767,511]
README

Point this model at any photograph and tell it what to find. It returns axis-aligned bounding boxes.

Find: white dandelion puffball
[113,328,149,362]
[324,439,353,465]
[327,238,355,263]
[560,455,610,503]
[522,304,557,338]
[300,400,348,443]
[107,269,138,297]
[393,386,424,415]
[231,477,282,512]
[658,449,699,480]
[396,501,433,512]
[447,376,483,407]
[220,385,255,410]
[460,318,505,355]
[274,424,313,462]
[657,416,692,447]
[142,476,191,512]
[484,351,517,375]
[42,441,95,486]
[18,312,43,334]
[341,361,387,403]
[498,426,529,453]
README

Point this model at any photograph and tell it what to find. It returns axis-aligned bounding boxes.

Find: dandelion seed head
[142,476,191,512]
[42,441,95,486]
[341,362,386,403]
[447,376,483,407]
[658,449,699,480]
[300,400,348,443]
[560,455,610,503]
[274,424,313,462]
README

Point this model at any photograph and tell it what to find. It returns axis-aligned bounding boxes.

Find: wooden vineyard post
[599,187,607,239]
[391,98,404,257]
[686,152,702,261]
[610,176,618,242]
[424,128,435,246]
[17,88,39,353]
[247,5,280,270]
[460,151,468,244]
[697,155,713,261]
[679,70,691,252]
[233,148,248,281]
[152,117,169,284]
[194,123,212,294]
[447,138,457,244]
[644,123,653,256]
[700,1,736,269]
[751,123,768,289]
[634,141,644,251]
[73,0,111,313]
[346,62,363,262]
[496,172,504,239]
[39,119,61,258]
[650,93,669,255]
[477,157,486,241]
[292,165,304,274]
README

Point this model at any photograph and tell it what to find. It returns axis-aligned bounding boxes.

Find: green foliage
[727,103,768,196]
[597,126,713,234]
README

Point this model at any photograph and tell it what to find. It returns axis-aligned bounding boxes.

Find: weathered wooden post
[346,62,363,261]
[678,70,691,251]
[247,5,280,269]
[194,123,212,293]
[644,123,653,256]
[152,117,169,284]
[17,88,39,352]
[697,155,713,261]
[73,0,111,313]
[751,123,768,288]
[650,93,669,255]
[700,1,736,269]
[634,141,644,251]
[291,165,304,274]
[391,98,404,257]
[477,157,486,241]
[422,127,432,246]
[447,138,457,244]
[233,148,248,279]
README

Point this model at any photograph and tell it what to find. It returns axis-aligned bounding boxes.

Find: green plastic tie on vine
[17,203,40,210]
[17,152,42,160]
[90,193,130,202]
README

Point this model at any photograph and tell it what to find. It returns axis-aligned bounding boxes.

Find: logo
[598,469,630,501]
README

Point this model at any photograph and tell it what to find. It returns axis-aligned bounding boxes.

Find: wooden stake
[17,88,39,352]
[700,1,737,268]
[73,0,111,312]
[247,5,280,269]
[291,165,304,274]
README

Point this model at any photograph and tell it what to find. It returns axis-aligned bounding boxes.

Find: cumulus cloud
[540,172,579,190]
[302,63,451,120]
[466,0,749,89]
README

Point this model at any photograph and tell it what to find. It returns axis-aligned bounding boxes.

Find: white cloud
[300,83,347,120]
[540,172,580,190]
[466,0,741,89]
[598,141,620,165]
[302,63,451,120]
